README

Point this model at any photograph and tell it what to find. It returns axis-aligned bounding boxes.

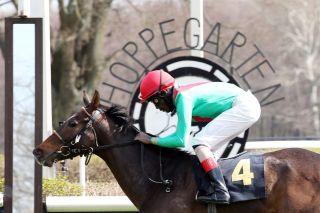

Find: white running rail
[46,196,138,212]
[245,140,320,149]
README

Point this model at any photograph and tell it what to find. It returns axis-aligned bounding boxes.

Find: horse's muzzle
[33,148,56,167]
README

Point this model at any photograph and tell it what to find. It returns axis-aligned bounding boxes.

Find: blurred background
[0,0,319,199]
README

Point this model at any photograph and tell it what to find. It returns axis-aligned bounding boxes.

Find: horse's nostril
[33,148,43,159]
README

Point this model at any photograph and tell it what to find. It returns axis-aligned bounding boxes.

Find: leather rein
[53,107,173,192]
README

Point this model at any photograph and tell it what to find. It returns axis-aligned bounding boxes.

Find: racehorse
[33,90,320,213]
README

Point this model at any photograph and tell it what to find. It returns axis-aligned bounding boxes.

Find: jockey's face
[149,96,171,113]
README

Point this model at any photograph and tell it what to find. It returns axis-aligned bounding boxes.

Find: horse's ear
[83,90,90,106]
[91,90,100,108]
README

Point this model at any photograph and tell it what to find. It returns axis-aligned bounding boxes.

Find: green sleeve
[155,94,192,148]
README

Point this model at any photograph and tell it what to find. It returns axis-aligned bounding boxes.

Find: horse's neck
[95,127,149,208]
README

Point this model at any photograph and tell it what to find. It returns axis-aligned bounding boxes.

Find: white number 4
[231,159,254,186]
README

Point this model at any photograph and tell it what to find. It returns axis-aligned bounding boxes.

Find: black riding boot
[196,166,230,204]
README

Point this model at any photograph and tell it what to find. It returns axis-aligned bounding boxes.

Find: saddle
[192,152,266,203]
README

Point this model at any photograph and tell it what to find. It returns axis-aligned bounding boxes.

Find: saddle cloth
[192,152,266,203]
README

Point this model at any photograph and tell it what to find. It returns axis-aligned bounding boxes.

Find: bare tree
[283,0,320,134]
[51,0,113,126]
[0,0,115,126]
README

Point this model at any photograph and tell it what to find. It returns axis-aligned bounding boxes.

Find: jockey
[134,69,261,204]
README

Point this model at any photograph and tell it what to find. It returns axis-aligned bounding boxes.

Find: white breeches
[192,91,261,151]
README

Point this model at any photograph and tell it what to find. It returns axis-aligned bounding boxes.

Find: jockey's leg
[194,145,230,204]
[192,91,261,204]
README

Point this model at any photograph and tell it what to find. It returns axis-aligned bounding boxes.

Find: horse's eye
[59,121,64,126]
[68,120,78,127]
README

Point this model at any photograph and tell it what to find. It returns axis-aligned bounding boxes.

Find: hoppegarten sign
[100,18,284,157]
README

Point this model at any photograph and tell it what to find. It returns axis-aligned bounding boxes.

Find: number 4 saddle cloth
[192,152,266,203]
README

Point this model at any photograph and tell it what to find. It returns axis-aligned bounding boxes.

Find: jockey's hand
[134,132,152,144]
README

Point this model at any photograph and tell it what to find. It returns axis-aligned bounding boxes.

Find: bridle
[52,106,173,192]
[52,106,137,164]
[52,107,105,164]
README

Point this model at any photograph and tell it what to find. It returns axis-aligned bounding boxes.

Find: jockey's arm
[151,93,192,148]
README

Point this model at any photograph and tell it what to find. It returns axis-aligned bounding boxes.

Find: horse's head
[33,90,110,167]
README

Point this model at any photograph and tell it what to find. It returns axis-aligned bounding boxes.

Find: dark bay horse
[33,91,320,213]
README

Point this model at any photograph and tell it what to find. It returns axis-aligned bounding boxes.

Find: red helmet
[139,70,175,102]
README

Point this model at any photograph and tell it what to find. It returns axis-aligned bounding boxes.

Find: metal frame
[4,17,43,213]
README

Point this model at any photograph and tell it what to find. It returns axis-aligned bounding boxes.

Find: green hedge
[0,176,82,196]
[0,178,3,192]
[43,175,82,196]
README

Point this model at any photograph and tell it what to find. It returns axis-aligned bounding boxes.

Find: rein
[92,141,173,192]
[92,141,136,151]
[140,144,173,192]
[53,106,173,192]
[91,127,173,192]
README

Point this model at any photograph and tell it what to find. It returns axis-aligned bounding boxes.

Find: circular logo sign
[129,56,248,158]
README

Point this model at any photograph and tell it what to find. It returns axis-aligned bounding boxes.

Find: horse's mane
[104,104,133,130]
[104,104,192,159]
